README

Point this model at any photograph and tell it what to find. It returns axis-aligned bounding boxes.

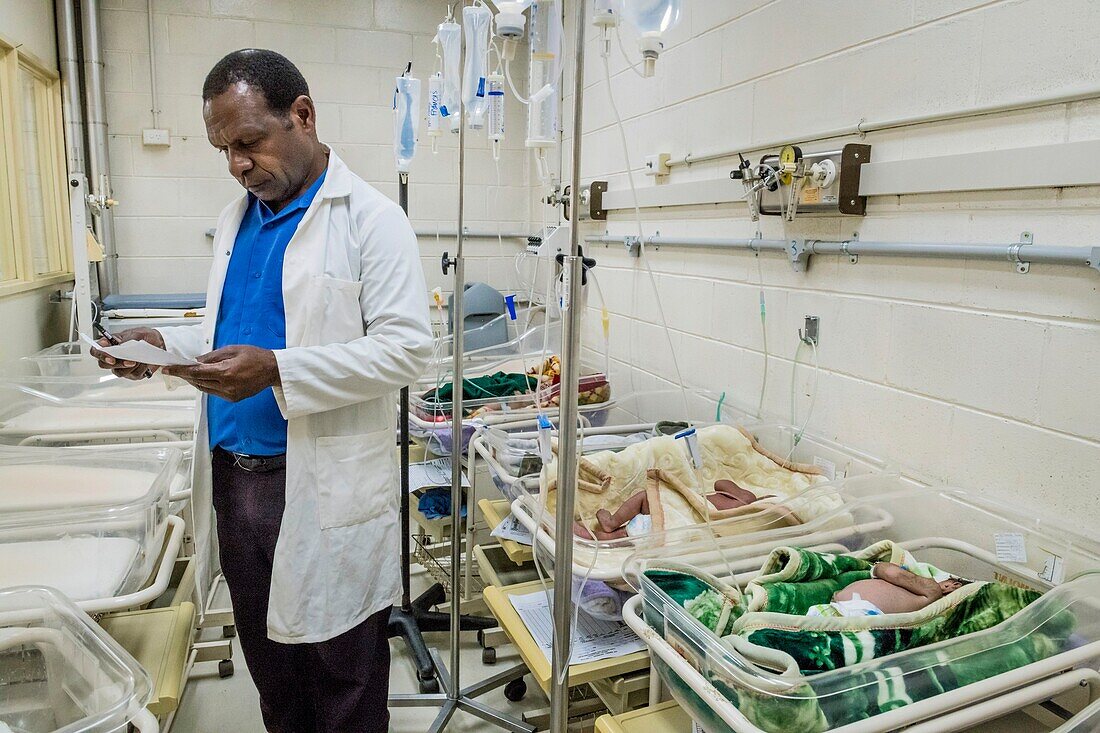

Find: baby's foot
[573,521,595,540]
[596,508,620,532]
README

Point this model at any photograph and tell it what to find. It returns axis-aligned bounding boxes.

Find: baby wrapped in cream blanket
[537,425,842,582]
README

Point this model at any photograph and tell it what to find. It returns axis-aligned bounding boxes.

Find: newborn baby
[834,562,969,614]
[572,479,772,541]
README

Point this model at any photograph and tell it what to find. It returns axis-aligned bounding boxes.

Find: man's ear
[290,95,316,133]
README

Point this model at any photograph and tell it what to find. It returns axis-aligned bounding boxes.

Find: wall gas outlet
[758,144,870,216]
[142,128,171,147]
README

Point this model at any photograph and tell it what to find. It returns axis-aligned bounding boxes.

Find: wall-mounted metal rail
[586,233,1100,275]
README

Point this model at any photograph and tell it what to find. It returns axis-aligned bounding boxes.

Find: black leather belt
[215,447,287,473]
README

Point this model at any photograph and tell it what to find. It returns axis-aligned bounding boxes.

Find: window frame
[0,35,74,298]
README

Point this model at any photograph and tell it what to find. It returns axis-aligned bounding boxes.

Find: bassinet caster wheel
[419,676,440,694]
[482,646,497,665]
[504,677,527,702]
[223,624,236,638]
[218,659,234,678]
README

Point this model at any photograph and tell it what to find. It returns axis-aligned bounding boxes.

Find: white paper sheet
[994,532,1028,563]
[490,512,533,546]
[408,457,470,493]
[508,589,646,664]
[80,333,197,367]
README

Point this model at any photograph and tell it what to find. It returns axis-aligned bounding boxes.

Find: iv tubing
[505,60,530,104]
[786,338,820,462]
[601,47,689,417]
[615,26,647,79]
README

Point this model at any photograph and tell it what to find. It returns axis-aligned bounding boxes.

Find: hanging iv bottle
[393,75,420,174]
[437,20,462,132]
[621,0,682,76]
[463,4,493,129]
[526,0,563,175]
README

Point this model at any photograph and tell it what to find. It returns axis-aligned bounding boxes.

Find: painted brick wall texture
[100,0,532,297]
[563,0,1100,526]
[100,1,1099,525]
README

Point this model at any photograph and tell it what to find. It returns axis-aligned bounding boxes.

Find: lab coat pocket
[306,276,365,346]
[314,429,396,529]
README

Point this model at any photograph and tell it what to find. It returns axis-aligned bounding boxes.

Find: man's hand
[89,327,164,380]
[162,345,281,402]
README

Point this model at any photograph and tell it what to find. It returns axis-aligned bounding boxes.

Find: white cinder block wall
[561,0,1100,523]
[101,0,532,300]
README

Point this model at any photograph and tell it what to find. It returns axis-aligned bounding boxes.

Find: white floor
[172,567,547,732]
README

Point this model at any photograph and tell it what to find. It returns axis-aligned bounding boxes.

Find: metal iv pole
[387,20,533,733]
[549,0,590,729]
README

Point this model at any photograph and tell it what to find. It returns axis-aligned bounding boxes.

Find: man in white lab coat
[92,49,433,732]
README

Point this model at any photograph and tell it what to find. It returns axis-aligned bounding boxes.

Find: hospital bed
[0,586,159,733]
[0,446,184,615]
[621,475,1100,733]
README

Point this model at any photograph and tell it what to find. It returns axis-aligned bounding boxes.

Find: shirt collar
[254,168,328,224]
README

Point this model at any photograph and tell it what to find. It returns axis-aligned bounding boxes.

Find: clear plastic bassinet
[622,475,1100,733]
[0,446,179,603]
[0,586,156,733]
[508,416,898,587]
[0,382,195,446]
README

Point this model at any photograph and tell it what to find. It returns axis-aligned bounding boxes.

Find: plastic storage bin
[623,476,1100,733]
[0,586,157,732]
[0,447,177,602]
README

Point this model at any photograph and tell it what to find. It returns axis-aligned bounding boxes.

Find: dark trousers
[212,450,391,733]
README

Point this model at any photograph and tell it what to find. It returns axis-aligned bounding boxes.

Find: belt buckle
[232,453,261,473]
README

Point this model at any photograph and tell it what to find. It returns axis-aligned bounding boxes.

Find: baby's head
[938,577,970,594]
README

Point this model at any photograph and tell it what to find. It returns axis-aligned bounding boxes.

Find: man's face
[204,82,315,207]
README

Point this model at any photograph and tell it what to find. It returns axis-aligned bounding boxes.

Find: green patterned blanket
[642,544,1073,732]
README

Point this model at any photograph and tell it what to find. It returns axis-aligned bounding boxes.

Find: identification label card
[994,533,1028,564]
[812,456,836,481]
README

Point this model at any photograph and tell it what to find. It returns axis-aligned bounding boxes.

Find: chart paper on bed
[508,589,646,664]
[489,513,532,546]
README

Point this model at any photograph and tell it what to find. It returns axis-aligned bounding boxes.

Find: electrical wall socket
[644,152,671,177]
[142,128,171,147]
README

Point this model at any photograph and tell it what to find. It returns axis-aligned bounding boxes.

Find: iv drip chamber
[526,0,563,150]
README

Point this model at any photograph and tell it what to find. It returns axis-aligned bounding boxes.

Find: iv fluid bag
[462,4,492,129]
[487,74,505,143]
[426,72,443,137]
[393,75,421,173]
[621,0,682,35]
[437,20,462,132]
[526,0,563,149]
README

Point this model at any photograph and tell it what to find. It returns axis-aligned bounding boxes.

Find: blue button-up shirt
[209,171,327,456]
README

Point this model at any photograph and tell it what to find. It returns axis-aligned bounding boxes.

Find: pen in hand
[94,322,154,379]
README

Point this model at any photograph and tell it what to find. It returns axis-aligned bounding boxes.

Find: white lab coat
[158,149,432,644]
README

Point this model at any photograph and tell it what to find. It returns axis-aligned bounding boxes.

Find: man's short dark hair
[202,49,309,114]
